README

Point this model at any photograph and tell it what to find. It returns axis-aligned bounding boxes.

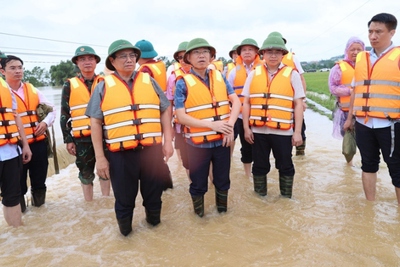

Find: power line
[0,32,107,48]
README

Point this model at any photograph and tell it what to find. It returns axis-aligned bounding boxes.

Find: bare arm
[161,105,174,162]
[15,112,32,164]
[91,117,109,179]
[292,98,304,146]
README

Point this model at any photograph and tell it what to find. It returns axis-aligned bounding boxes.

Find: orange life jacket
[138,60,167,92]
[0,78,20,146]
[69,76,103,138]
[353,47,400,120]
[249,65,294,130]
[226,62,235,78]
[14,83,45,144]
[233,55,264,108]
[210,60,224,72]
[282,52,297,71]
[101,73,162,152]
[182,70,231,144]
[336,60,354,112]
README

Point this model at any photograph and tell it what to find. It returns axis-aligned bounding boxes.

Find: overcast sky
[1,0,399,72]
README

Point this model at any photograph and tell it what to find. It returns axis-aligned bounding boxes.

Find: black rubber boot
[215,189,228,213]
[145,209,161,226]
[253,175,267,196]
[191,195,204,217]
[296,140,306,156]
[117,216,133,236]
[279,175,294,198]
[20,195,26,213]
[31,188,46,207]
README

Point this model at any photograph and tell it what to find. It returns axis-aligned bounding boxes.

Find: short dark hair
[368,13,397,31]
[1,55,24,69]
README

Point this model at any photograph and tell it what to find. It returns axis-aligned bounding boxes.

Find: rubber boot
[296,140,306,156]
[31,188,46,207]
[253,175,267,196]
[215,189,228,213]
[191,195,204,217]
[20,195,26,213]
[117,216,133,236]
[145,209,161,226]
[279,175,294,198]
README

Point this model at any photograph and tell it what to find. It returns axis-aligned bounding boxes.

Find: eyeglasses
[115,53,138,60]
[176,56,184,60]
[191,50,210,56]
[264,50,284,57]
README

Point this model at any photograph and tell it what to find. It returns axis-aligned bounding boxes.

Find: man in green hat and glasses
[86,39,173,236]
[175,38,240,217]
[60,45,110,202]
[241,33,305,199]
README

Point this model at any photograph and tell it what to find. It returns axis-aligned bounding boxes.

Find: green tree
[24,66,50,87]
[49,60,76,86]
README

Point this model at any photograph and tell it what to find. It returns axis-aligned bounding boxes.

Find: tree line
[17,49,370,87]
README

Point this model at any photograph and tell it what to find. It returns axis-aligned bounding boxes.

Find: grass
[303,72,336,119]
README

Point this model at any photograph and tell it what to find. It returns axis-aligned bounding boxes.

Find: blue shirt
[174,69,234,148]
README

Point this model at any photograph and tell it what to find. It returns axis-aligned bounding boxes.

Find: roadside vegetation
[303,72,336,120]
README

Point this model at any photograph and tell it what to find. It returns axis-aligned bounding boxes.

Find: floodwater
[1,95,400,266]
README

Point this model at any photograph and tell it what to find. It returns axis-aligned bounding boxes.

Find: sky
[1,0,399,73]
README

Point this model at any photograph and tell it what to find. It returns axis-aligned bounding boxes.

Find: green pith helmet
[267,31,287,44]
[71,46,101,64]
[183,38,216,64]
[236,38,259,55]
[0,50,7,59]
[229,44,239,59]
[135,40,158,59]
[173,41,188,61]
[106,39,141,71]
[259,35,288,55]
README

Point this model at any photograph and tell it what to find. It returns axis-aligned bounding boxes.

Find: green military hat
[229,44,239,59]
[267,31,287,44]
[106,39,141,71]
[0,50,7,59]
[259,34,288,55]
[71,46,101,64]
[236,38,259,55]
[135,40,158,59]
[173,41,188,61]
[183,38,216,64]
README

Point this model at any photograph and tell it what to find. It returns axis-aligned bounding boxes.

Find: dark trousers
[187,144,231,196]
[21,140,48,195]
[252,133,294,176]
[108,145,165,219]
[355,121,400,187]
[234,118,253,163]
[1,155,22,207]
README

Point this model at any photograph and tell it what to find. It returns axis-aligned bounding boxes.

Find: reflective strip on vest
[19,110,37,117]
[249,116,293,124]
[249,93,293,102]
[104,132,162,144]
[103,118,161,130]
[0,120,16,126]
[70,104,88,111]
[103,104,160,116]
[354,80,400,87]
[185,130,218,138]
[250,104,294,113]
[23,122,38,128]
[0,132,20,139]
[353,106,400,114]
[72,125,90,131]
[354,93,400,100]
[186,100,230,113]
[71,115,89,121]
[0,108,13,113]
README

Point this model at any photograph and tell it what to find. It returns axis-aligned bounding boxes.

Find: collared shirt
[353,43,395,129]
[174,68,235,148]
[0,80,20,161]
[241,63,305,136]
[12,82,56,128]
[85,71,170,120]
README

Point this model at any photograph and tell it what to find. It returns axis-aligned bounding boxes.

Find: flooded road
[1,107,399,266]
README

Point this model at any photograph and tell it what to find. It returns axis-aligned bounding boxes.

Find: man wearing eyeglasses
[227,38,264,180]
[60,46,110,202]
[1,55,56,211]
[175,38,240,217]
[242,33,305,199]
[86,39,173,236]
[0,51,32,227]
